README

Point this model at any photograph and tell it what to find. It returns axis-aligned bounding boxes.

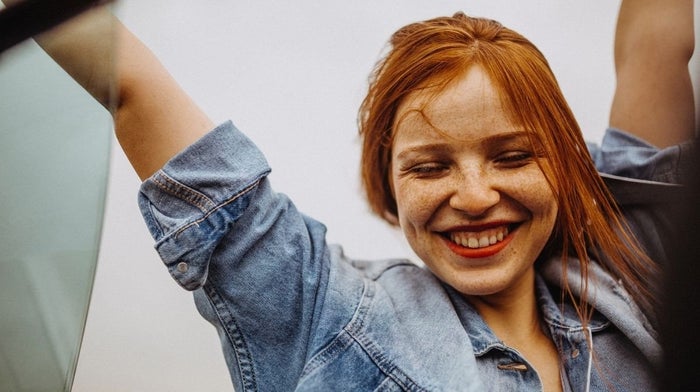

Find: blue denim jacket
[138,122,690,391]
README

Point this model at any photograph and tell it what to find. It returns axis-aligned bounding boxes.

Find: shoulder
[326,247,447,315]
[539,256,661,367]
[340,253,435,285]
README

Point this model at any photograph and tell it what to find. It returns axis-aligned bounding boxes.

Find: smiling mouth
[442,224,517,258]
[448,226,510,249]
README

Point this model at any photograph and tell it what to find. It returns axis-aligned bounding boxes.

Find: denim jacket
[138,122,690,391]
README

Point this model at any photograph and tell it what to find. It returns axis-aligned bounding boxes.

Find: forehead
[393,66,522,144]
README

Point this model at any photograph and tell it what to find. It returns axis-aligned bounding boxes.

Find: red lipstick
[442,229,514,258]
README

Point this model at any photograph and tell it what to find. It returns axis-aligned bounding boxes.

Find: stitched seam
[361,260,420,281]
[204,283,258,391]
[345,279,373,332]
[472,342,508,357]
[343,282,428,392]
[375,376,403,392]
[172,178,263,238]
[345,331,428,392]
[143,202,164,239]
[151,171,216,212]
[299,332,355,378]
[300,277,374,378]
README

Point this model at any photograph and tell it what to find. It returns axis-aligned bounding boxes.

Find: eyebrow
[473,131,534,146]
[395,131,535,161]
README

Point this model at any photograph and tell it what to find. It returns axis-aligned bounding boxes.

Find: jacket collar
[538,255,661,368]
[443,275,610,357]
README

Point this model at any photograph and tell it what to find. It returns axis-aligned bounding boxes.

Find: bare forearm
[615,0,695,64]
[33,6,117,109]
[1,0,118,108]
[610,0,695,147]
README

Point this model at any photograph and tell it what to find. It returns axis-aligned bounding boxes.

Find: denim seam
[472,342,508,357]
[343,281,430,392]
[490,346,537,372]
[204,282,258,392]
[375,375,402,391]
[298,277,374,381]
[141,202,164,240]
[171,178,263,239]
[610,283,657,338]
[547,320,611,334]
[362,260,419,281]
[348,329,427,391]
[345,278,373,332]
[298,331,355,379]
[151,171,216,212]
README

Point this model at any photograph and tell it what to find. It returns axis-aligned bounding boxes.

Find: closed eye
[494,151,534,167]
[400,162,450,178]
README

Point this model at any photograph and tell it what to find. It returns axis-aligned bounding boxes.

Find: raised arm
[610,0,695,148]
[11,4,214,179]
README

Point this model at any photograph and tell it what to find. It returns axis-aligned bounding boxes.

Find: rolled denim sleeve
[587,128,694,184]
[587,128,695,267]
[138,120,271,290]
[136,121,353,391]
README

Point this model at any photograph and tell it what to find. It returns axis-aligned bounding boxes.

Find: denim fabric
[138,122,687,391]
[587,128,693,183]
[587,129,690,270]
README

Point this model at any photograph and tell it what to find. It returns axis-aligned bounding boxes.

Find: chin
[438,266,531,299]
[437,274,504,296]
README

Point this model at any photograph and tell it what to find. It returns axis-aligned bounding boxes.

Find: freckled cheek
[394,182,443,228]
[510,174,558,221]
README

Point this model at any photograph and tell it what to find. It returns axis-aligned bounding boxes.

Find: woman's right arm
[15,4,214,179]
[23,7,351,387]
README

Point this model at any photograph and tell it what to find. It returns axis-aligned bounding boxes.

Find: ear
[383,211,401,227]
[384,165,400,227]
[387,165,395,198]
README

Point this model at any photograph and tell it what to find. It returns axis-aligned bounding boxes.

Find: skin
[610,0,695,148]
[391,65,558,303]
[391,65,562,391]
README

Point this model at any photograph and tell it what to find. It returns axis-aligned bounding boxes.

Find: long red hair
[359,12,659,326]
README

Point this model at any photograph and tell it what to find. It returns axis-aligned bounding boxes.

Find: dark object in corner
[0,0,112,53]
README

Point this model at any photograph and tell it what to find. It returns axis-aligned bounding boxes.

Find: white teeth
[449,226,510,249]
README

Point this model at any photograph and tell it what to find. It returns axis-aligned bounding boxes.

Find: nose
[448,168,500,217]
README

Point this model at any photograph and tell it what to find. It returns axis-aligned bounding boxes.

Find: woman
[30,0,695,390]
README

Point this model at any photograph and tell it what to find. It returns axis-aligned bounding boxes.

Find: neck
[467,269,542,345]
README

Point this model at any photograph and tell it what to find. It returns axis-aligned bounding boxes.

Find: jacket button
[497,363,528,372]
[176,262,189,273]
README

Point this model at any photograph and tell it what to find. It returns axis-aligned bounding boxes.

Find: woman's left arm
[610,0,695,148]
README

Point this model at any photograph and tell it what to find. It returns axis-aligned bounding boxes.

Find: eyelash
[495,151,534,166]
[401,150,537,177]
[407,163,449,175]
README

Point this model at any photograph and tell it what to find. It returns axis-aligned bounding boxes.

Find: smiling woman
[23,0,696,391]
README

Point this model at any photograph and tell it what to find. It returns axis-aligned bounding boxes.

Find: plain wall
[72,1,700,391]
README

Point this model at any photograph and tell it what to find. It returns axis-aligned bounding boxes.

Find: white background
[72,1,700,391]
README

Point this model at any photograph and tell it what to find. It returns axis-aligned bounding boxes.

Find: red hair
[359,12,659,326]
